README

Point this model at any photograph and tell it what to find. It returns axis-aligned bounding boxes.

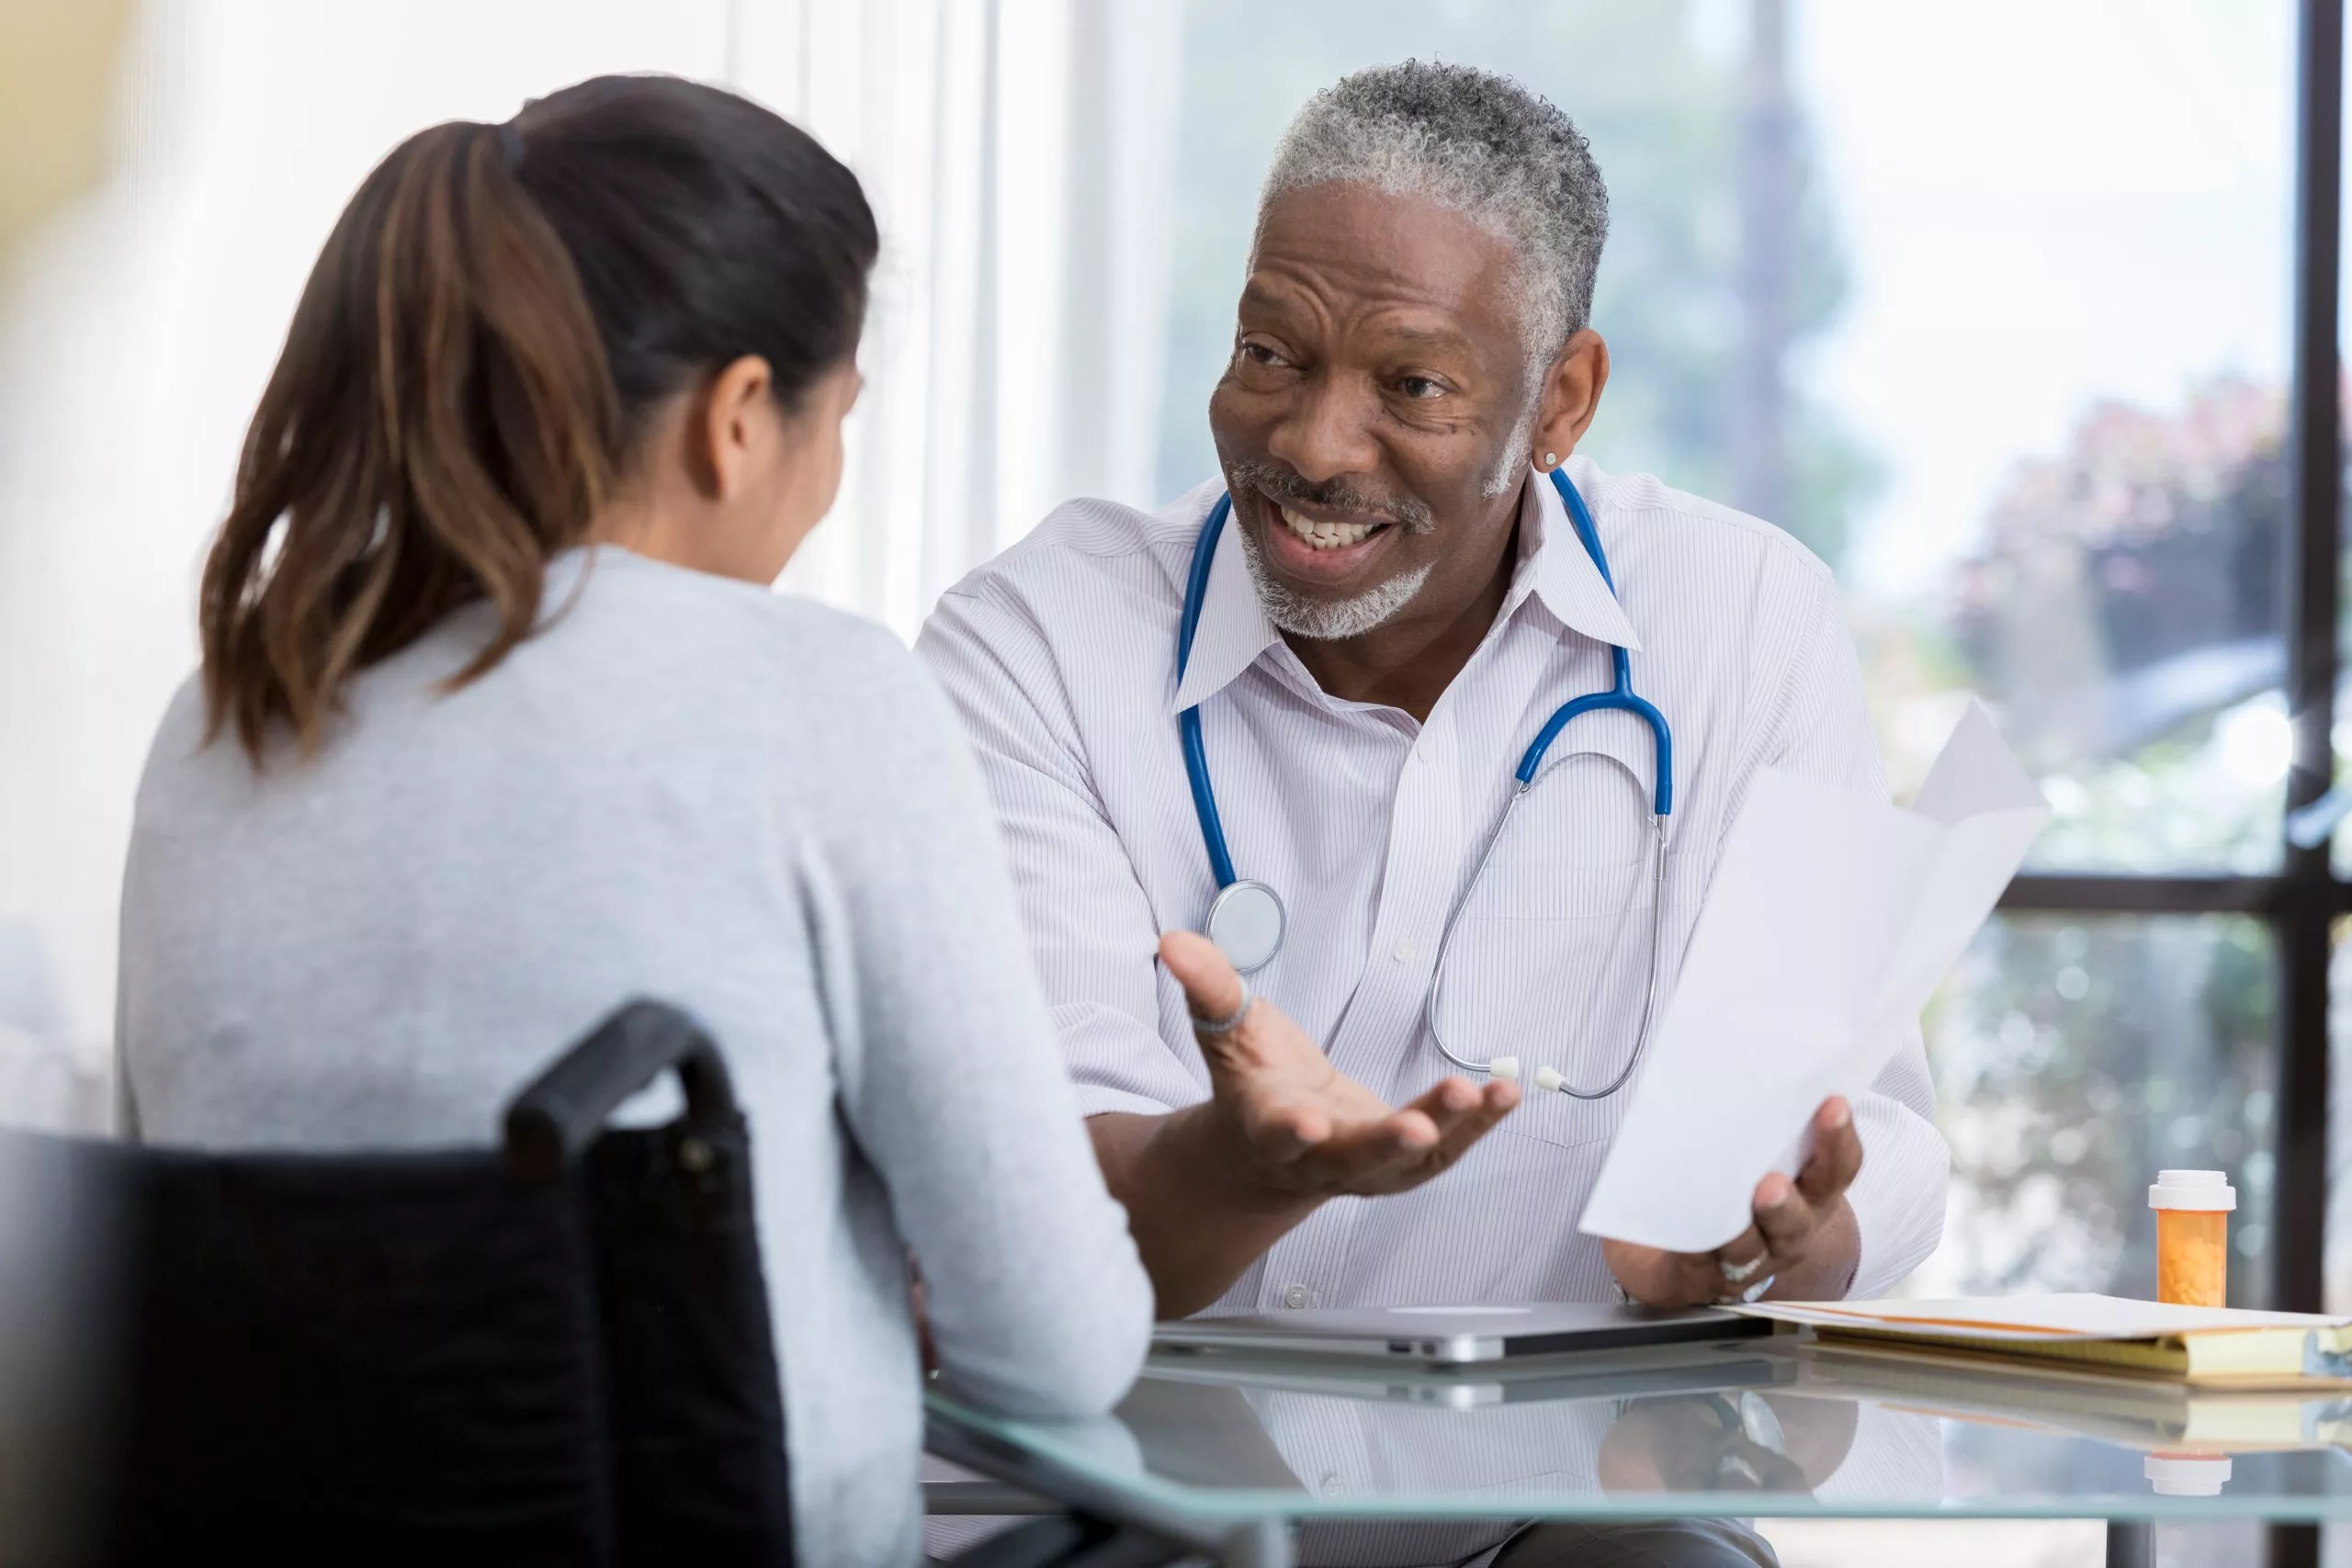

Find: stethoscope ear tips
[1482,1056,1567,1094]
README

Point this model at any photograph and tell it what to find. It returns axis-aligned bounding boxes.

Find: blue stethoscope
[1177,467,1673,1100]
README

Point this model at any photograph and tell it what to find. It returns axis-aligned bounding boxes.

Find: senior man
[921,57,1945,1404]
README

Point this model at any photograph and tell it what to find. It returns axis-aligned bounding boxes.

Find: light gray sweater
[116,547,1151,1568]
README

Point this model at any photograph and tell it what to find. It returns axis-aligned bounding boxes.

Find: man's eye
[1240,342,1285,367]
[1399,375,1445,399]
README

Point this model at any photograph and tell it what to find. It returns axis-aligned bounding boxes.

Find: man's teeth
[1279,504,1379,551]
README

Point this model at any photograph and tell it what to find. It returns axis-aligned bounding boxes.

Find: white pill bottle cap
[2145,1453,2233,1496]
[2148,1169,2237,1212]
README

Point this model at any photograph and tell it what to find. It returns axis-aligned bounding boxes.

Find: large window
[1925,914,2278,1306]
[1153,0,2331,1342]
[1161,17,2340,1560]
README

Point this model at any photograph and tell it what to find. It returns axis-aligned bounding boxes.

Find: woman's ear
[1531,330,1611,471]
[694,355,777,501]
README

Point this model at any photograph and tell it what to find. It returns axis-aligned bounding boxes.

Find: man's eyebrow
[1371,322,1477,355]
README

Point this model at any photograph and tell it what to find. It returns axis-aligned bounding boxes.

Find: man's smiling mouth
[1275,502,1391,552]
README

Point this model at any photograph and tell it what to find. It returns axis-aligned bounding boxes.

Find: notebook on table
[1734,1293,2352,1389]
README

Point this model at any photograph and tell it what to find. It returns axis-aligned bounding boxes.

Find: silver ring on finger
[1740,1274,1777,1304]
[1193,978,1253,1036]
[1718,1252,1768,1286]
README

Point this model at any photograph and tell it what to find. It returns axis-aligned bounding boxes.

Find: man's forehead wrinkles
[1248,250,1480,314]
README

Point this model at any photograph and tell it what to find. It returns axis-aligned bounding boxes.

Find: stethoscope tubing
[1176,468,1673,1098]
[1425,795,1669,1099]
[1178,493,1238,888]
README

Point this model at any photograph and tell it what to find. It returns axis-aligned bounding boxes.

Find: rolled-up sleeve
[1762,566,1952,1298]
[918,587,1205,1119]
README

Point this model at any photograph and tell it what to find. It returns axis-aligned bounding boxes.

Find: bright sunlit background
[0,5,2341,1562]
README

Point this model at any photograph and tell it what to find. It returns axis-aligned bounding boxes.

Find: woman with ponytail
[115,75,1148,1567]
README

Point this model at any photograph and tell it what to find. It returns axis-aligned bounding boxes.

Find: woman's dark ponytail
[201,118,616,759]
[199,75,877,761]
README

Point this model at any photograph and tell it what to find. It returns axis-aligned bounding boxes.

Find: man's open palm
[1159,931,1519,1197]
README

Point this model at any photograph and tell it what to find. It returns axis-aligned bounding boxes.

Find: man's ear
[694,355,776,501]
[1529,330,1610,470]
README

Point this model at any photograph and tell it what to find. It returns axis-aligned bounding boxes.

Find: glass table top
[925,1334,2352,1539]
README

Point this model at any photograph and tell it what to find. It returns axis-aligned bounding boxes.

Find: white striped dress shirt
[916,457,1949,1316]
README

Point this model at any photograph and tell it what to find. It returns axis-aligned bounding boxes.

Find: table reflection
[941,1339,2352,1567]
[1596,1391,1853,1495]
[1121,1342,1943,1566]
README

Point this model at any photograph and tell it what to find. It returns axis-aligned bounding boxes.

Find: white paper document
[1578,701,2050,1253]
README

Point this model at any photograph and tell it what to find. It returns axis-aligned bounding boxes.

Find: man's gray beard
[1234,523,1435,641]
[1486,407,1538,498]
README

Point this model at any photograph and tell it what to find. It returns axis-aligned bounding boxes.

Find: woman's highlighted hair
[199,75,876,761]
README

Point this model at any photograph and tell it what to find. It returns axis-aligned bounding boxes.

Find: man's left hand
[1603,1097,1863,1310]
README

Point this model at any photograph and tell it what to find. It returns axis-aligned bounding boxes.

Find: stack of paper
[1580,701,2049,1253]
[1744,1294,2352,1390]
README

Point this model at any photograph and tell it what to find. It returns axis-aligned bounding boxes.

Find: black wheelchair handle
[503,1000,738,1184]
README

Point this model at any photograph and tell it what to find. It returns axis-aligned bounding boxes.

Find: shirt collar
[1515,458,1644,653]
[1169,492,1283,715]
[1166,461,1643,716]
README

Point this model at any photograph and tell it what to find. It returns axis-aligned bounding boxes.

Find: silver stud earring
[1544,451,1558,468]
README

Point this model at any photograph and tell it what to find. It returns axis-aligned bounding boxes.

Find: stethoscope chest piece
[1204,879,1286,975]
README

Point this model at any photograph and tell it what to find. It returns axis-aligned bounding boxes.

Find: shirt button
[1415,738,1436,763]
[1392,938,1417,964]
[1319,1472,1351,1497]
[1281,1284,1312,1310]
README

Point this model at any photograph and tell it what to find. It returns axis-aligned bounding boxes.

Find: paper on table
[1578,701,2049,1253]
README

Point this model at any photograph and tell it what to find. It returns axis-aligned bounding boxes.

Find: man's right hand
[1158,930,1520,1198]
[1091,932,1519,1318]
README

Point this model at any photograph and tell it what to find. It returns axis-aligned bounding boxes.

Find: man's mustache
[1227,459,1437,536]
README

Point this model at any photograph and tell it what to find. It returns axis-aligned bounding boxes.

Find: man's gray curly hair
[1257,61,1610,377]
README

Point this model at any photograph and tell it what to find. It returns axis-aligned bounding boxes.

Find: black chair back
[37,1001,790,1568]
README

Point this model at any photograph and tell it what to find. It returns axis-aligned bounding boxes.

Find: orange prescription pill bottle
[2149,1169,2235,1308]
